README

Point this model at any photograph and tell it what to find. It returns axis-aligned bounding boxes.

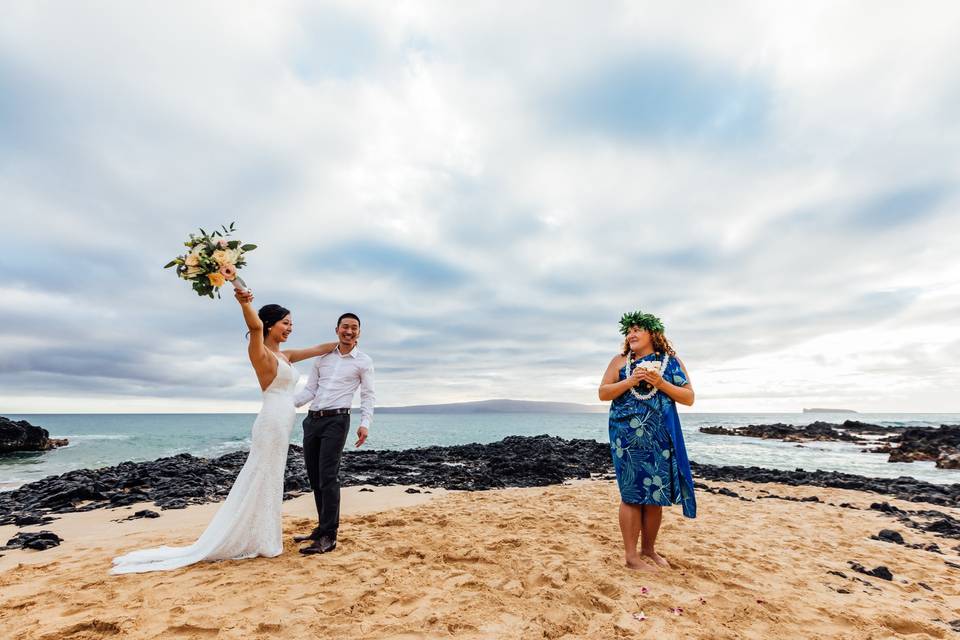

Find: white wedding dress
[111,352,297,574]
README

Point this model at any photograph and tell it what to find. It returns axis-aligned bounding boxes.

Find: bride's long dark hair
[245,304,290,339]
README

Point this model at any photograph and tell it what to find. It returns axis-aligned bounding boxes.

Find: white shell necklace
[626,351,670,401]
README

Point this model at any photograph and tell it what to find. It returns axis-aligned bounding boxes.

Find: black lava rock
[869,502,960,541]
[115,509,161,523]
[873,529,905,545]
[848,561,893,581]
[699,421,890,443]
[691,464,960,508]
[3,530,62,551]
[2,435,958,529]
[881,425,960,467]
[700,421,960,469]
[0,416,69,454]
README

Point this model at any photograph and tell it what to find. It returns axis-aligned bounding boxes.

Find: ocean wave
[60,434,133,441]
[198,439,253,457]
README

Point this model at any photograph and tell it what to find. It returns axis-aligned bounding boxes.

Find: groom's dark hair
[337,313,360,327]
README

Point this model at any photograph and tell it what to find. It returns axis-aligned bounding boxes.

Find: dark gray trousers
[302,413,350,537]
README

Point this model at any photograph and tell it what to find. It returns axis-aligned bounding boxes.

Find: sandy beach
[1,479,957,639]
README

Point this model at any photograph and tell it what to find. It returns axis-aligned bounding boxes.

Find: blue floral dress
[609,352,697,518]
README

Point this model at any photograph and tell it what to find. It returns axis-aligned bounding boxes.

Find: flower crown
[619,310,665,335]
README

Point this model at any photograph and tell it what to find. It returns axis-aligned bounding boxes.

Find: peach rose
[217,238,229,248]
[219,264,237,281]
[207,272,226,287]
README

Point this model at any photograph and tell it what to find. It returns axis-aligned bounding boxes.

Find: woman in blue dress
[599,310,696,571]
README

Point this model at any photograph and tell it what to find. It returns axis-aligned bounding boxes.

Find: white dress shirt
[293,345,375,428]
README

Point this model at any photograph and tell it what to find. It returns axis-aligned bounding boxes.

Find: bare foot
[625,554,659,572]
[642,550,671,569]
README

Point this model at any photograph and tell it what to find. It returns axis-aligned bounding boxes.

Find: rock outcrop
[0,417,69,454]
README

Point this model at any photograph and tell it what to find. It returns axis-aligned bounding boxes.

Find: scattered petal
[671,607,684,615]
[633,611,647,621]
[639,586,650,595]
[756,599,765,604]
[699,597,707,604]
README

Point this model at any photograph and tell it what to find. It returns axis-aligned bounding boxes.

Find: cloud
[546,51,769,144]
[1,1,959,413]
[305,239,467,288]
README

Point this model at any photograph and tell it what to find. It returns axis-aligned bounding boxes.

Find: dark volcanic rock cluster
[869,501,960,541]
[699,421,885,443]
[700,421,960,469]
[0,416,68,454]
[867,425,960,469]
[2,530,62,551]
[2,435,959,537]
[690,462,960,508]
[0,435,612,527]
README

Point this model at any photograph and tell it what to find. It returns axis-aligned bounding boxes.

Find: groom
[293,312,375,554]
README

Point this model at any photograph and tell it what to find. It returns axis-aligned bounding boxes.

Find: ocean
[3,412,960,489]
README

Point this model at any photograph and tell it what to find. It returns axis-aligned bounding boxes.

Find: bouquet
[163,222,256,298]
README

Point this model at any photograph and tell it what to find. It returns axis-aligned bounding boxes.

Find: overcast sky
[2,2,959,413]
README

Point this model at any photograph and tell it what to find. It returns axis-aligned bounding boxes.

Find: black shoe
[293,527,322,543]
[299,534,337,555]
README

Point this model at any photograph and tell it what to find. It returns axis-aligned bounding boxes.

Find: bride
[111,288,336,574]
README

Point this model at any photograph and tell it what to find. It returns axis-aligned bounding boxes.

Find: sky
[1,2,959,413]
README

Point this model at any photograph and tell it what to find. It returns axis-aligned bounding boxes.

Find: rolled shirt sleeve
[358,359,375,428]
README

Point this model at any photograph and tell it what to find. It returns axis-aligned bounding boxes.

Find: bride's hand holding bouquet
[164,222,256,298]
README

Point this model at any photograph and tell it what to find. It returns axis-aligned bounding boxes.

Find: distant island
[377,399,607,414]
[802,408,858,414]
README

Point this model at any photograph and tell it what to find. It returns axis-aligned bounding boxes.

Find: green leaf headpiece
[619,310,665,335]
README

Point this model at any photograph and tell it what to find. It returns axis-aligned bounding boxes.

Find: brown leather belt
[308,408,351,418]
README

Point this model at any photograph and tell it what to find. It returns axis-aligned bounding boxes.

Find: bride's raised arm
[283,342,338,364]
[234,288,276,378]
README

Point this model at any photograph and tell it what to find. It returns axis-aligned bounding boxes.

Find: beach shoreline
[3,435,958,535]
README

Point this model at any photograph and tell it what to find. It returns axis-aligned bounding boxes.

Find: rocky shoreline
[700,421,960,469]
[2,435,959,536]
[0,417,68,454]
